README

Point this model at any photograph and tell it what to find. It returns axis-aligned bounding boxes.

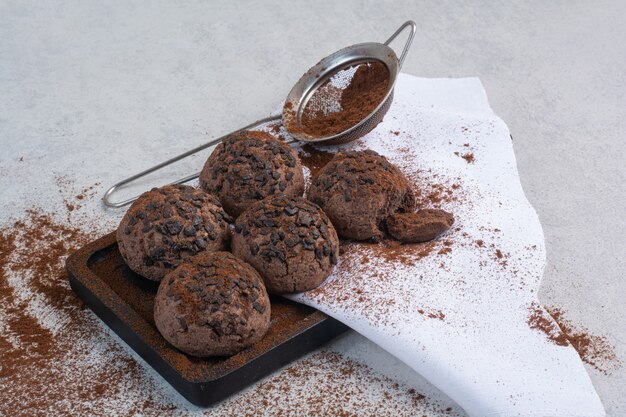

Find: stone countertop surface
[0,1,624,416]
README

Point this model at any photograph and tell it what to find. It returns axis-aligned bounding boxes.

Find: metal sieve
[103,21,416,208]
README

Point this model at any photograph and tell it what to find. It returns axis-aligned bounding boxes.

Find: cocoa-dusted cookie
[116,185,231,281]
[387,209,454,243]
[231,195,339,294]
[154,252,270,357]
[308,150,415,241]
[199,130,305,218]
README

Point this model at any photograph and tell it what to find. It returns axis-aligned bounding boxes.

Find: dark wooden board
[66,232,347,406]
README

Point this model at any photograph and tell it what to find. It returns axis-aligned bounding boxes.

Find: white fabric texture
[286,74,606,417]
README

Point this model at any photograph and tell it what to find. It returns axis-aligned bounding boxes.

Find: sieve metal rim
[281,42,400,144]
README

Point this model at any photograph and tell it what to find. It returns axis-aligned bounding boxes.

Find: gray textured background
[1,0,624,414]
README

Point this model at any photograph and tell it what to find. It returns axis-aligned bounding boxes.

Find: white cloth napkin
[286,74,606,417]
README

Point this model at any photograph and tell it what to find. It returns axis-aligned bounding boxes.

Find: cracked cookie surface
[308,150,415,241]
[199,130,305,218]
[154,251,270,357]
[232,195,339,294]
[116,184,231,281]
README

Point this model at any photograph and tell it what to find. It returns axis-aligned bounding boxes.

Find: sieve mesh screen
[297,61,390,139]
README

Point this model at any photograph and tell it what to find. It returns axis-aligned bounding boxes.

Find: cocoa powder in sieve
[299,61,390,137]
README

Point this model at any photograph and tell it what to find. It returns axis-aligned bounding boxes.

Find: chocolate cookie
[387,209,454,243]
[199,130,305,218]
[154,252,270,357]
[308,150,415,241]
[116,185,231,281]
[231,195,339,294]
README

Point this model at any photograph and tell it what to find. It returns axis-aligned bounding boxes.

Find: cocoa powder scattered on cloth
[296,61,389,137]
[454,152,474,164]
[304,232,458,329]
[295,150,527,332]
[417,308,446,321]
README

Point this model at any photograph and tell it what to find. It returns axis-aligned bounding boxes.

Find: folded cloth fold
[288,74,605,417]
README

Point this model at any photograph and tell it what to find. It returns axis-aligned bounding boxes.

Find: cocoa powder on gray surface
[528,303,621,375]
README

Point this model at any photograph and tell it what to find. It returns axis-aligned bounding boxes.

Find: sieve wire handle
[102,114,282,208]
[103,22,417,209]
[384,20,417,69]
